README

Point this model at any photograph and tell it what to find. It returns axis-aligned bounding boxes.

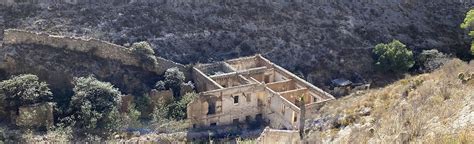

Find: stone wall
[256,127,300,144]
[266,88,299,129]
[3,29,186,75]
[188,83,266,128]
[192,67,222,92]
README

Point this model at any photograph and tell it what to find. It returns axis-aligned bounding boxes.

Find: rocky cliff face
[0,0,472,87]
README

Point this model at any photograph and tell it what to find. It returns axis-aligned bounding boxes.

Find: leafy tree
[167,92,196,120]
[461,9,474,55]
[151,104,169,124]
[121,103,141,128]
[373,40,415,72]
[130,41,157,65]
[0,74,52,115]
[164,67,185,96]
[68,76,122,137]
[151,92,196,123]
[134,94,152,119]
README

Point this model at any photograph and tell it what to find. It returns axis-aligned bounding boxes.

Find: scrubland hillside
[306,59,474,143]
[0,1,471,87]
[0,1,473,143]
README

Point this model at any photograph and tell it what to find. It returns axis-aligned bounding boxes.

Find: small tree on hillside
[69,76,122,137]
[131,41,157,65]
[0,74,52,116]
[167,92,196,120]
[164,67,185,97]
[151,92,197,123]
[373,40,415,72]
[461,9,474,55]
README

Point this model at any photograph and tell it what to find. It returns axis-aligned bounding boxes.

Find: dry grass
[307,59,474,143]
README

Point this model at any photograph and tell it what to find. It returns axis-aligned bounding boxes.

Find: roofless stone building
[187,54,335,130]
[2,28,335,132]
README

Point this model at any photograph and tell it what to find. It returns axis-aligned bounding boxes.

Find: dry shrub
[307,59,473,143]
[426,129,474,144]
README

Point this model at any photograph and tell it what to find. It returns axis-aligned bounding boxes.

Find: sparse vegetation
[373,40,415,72]
[306,59,474,143]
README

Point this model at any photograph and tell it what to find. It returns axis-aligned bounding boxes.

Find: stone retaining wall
[3,29,186,75]
[256,127,300,144]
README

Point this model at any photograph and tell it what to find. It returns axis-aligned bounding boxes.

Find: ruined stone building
[187,55,335,130]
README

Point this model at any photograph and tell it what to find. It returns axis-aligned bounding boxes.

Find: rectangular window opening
[208,99,216,115]
[233,118,239,124]
[245,115,251,122]
[233,95,239,104]
[210,123,217,127]
[256,114,263,122]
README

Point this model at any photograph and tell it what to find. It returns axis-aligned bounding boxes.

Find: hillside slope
[305,59,474,143]
[0,1,472,87]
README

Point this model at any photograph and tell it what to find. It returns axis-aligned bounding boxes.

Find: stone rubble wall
[256,127,300,144]
[3,29,186,75]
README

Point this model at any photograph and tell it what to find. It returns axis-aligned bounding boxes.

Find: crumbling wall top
[3,29,186,75]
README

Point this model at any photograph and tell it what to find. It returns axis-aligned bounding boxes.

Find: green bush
[0,74,52,115]
[461,9,474,55]
[134,94,152,119]
[121,103,141,128]
[168,92,196,120]
[415,49,447,72]
[68,76,122,137]
[130,41,157,65]
[151,92,196,123]
[373,40,415,72]
[154,80,166,90]
[164,67,185,96]
[151,103,169,124]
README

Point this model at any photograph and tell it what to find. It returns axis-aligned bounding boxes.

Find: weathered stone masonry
[1,29,334,132]
[3,29,186,75]
[187,55,335,130]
